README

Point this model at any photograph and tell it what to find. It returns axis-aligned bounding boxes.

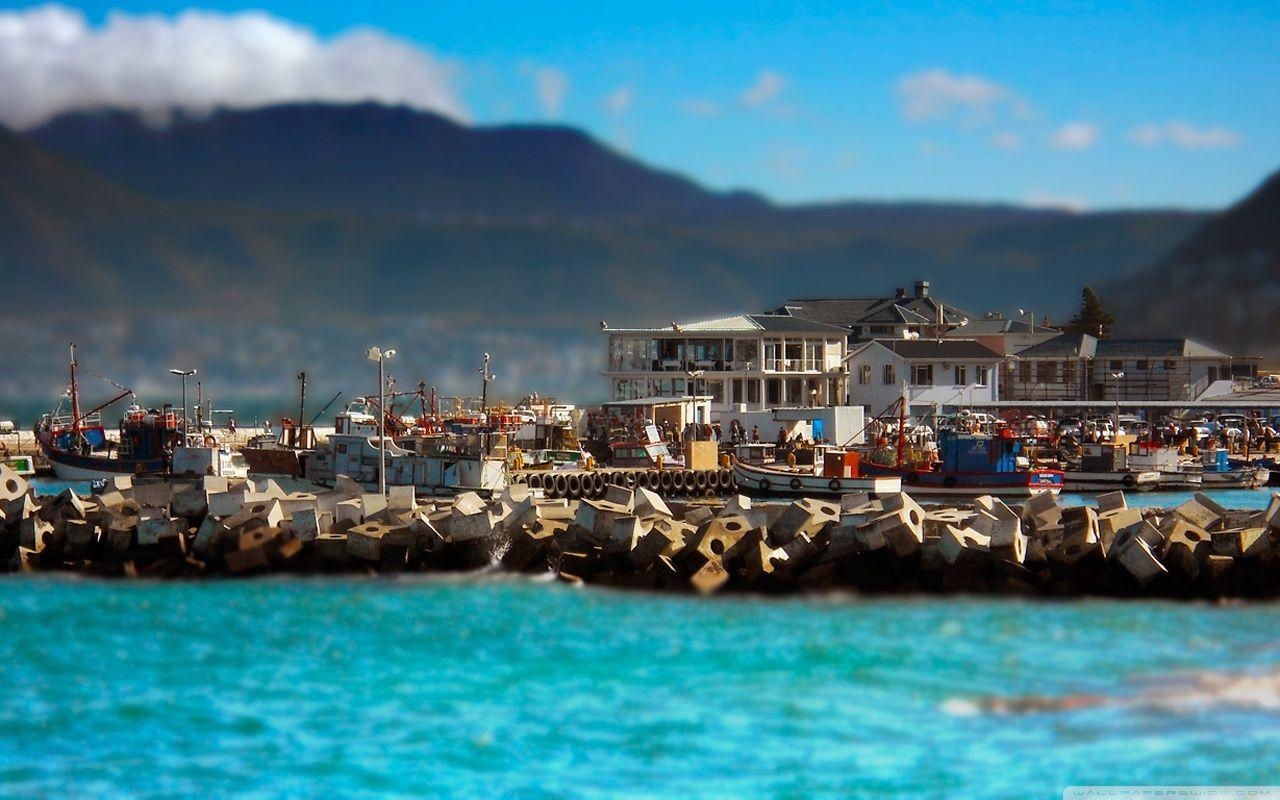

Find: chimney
[895,287,906,300]
[914,280,930,298]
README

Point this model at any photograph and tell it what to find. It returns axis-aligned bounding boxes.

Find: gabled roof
[1015,333,1099,359]
[783,294,975,330]
[949,317,1059,336]
[610,313,851,335]
[850,338,1003,361]
[1017,334,1232,360]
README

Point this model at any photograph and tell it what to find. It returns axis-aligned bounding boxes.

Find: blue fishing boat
[32,345,176,480]
[860,427,1063,498]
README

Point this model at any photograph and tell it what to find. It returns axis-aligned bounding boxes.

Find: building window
[1019,361,1032,382]
[954,365,967,386]
[883,365,896,385]
[910,365,933,385]
[1162,359,1176,371]
[1037,362,1057,382]
[766,379,782,405]
[1135,360,1149,371]
[1109,360,1123,371]
[975,367,989,386]
[859,364,871,384]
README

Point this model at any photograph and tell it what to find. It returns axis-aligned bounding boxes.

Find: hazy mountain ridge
[0,103,1223,401]
[1104,169,1280,361]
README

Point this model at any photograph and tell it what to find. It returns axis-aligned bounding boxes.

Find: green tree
[1065,286,1117,339]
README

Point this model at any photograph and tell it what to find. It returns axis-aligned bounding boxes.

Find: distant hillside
[30,104,771,220]
[1104,169,1280,363]
[1,103,1212,402]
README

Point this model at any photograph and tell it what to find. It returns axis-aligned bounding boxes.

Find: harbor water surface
[2,577,1278,798]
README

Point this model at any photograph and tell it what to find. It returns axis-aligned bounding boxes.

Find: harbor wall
[3,464,1279,599]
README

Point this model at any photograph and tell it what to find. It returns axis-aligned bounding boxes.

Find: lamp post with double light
[366,346,397,495]
[168,368,196,441]
[1110,371,1125,441]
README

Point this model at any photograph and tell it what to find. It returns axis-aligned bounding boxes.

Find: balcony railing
[607,357,840,374]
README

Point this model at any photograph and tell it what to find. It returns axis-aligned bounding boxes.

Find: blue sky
[5,0,1278,209]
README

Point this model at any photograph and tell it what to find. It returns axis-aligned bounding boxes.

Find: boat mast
[69,343,81,433]
[297,371,307,430]
[896,390,907,468]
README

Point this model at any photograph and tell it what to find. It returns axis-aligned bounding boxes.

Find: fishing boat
[1124,442,1203,491]
[33,346,175,480]
[855,396,1062,498]
[33,345,247,481]
[1199,450,1271,489]
[859,428,1063,498]
[733,449,901,497]
[1060,443,1161,493]
[303,431,507,495]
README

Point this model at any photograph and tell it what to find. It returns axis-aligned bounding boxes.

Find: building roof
[850,338,1004,361]
[948,317,1059,336]
[609,313,850,335]
[782,292,975,330]
[1016,334,1233,360]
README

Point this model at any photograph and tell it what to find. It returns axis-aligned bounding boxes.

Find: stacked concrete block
[7,472,1280,598]
[857,494,925,558]
[938,524,990,566]
[1173,495,1227,532]
[768,498,840,547]
[1161,519,1211,579]
[1116,536,1168,585]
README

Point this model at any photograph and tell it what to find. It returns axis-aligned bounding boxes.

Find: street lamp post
[684,369,704,440]
[1018,308,1035,350]
[168,368,196,441]
[1110,371,1125,440]
[478,354,496,452]
[478,353,496,424]
[366,346,397,496]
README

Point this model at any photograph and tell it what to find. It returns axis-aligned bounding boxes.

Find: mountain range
[0,101,1269,409]
[1103,168,1280,361]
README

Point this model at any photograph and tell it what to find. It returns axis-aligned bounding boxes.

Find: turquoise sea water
[27,478,1279,511]
[1,576,1278,799]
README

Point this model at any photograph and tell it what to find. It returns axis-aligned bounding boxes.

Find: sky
[2,0,1278,210]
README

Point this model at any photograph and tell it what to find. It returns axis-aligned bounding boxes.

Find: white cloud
[896,69,1025,125]
[1024,191,1088,212]
[604,85,632,115]
[1129,120,1242,149]
[990,131,1021,151]
[0,4,466,129]
[740,70,786,108]
[1049,121,1099,150]
[522,65,568,118]
[679,98,722,118]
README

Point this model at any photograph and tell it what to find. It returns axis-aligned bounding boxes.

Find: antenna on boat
[69,343,81,434]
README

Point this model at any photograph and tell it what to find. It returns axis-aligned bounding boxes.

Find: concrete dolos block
[0,464,29,503]
[939,525,990,566]
[1174,495,1227,532]
[1117,537,1168,585]
[1211,528,1270,559]
[769,498,839,547]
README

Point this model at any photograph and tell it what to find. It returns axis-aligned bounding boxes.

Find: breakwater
[2,464,1278,599]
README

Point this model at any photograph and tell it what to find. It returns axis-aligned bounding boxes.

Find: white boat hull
[1202,468,1270,490]
[733,462,901,497]
[1063,470,1161,493]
